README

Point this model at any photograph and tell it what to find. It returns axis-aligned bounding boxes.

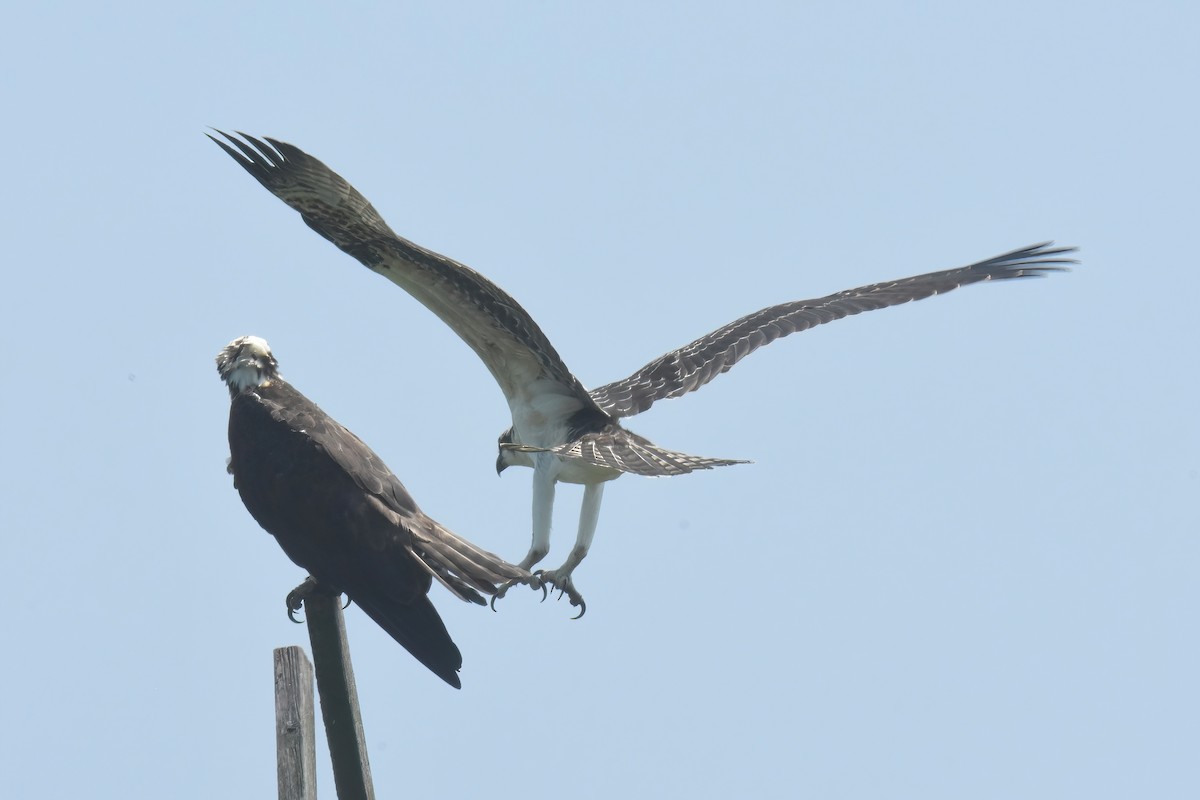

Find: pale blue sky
[2,3,1196,798]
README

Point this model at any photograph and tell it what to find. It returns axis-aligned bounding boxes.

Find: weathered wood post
[274,646,317,800]
[300,591,376,800]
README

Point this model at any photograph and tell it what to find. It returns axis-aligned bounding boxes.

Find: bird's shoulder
[233,380,421,515]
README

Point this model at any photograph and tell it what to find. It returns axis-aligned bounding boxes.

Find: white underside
[507,380,586,447]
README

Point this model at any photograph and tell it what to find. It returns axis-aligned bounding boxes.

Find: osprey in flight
[217,335,527,687]
[210,132,1076,615]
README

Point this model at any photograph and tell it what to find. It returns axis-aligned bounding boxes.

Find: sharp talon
[490,584,509,612]
[534,571,587,618]
[286,575,318,624]
[342,596,352,611]
[490,575,538,611]
[286,589,305,623]
[531,571,550,603]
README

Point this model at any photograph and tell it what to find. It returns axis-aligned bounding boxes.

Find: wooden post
[274,647,317,800]
[303,591,376,800]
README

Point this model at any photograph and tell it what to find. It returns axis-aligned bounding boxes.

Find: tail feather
[349,592,463,689]
[504,427,750,477]
[410,521,530,604]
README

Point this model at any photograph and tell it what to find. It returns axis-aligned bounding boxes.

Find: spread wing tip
[206,129,289,187]
[988,241,1080,275]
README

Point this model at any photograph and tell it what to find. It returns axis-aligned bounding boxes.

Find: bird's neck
[225,365,274,396]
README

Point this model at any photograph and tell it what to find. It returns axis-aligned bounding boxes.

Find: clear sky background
[2,3,1195,798]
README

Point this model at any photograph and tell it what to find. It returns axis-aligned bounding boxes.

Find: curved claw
[285,576,319,624]
[532,571,550,603]
[570,598,587,620]
[490,575,546,611]
[286,591,305,624]
[537,572,587,618]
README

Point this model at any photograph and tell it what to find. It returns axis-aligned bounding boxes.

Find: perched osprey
[210,132,1076,615]
[217,335,526,687]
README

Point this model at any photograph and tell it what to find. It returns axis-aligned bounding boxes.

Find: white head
[216,335,280,396]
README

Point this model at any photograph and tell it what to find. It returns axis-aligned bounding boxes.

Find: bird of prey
[217,335,527,688]
[209,131,1076,615]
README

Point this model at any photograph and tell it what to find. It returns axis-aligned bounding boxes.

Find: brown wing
[590,242,1077,418]
[209,131,600,414]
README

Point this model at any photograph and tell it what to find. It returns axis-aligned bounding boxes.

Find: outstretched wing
[209,131,599,415]
[589,242,1077,418]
